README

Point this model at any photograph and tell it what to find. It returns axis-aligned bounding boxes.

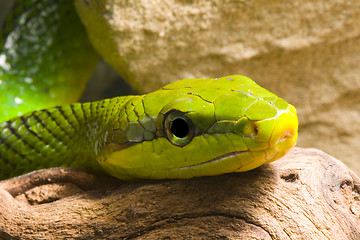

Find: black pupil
[171,118,189,138]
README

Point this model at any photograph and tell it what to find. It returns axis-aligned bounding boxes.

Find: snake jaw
[170,116,298,177]
[100,102,298,180]
[99,76,298,180]
[195,104,298,174]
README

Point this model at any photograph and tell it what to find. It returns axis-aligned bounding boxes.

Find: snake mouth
[174,150,250,170]
[207,150,250,163]
[173,125,297,177]
[102,104,298,180]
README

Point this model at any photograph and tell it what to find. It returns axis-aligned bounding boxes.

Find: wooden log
[0,148,359,239]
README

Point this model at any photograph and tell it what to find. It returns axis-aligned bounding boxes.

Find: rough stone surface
[0,148,359,239]
[74,0,360,175]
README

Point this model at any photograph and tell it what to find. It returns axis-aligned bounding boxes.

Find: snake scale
[0,1,298,181]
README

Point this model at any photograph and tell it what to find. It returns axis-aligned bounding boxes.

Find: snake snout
[269,107,298,147]
[278,129,296,143]
[246,104,298,162]
[264,105,298,164]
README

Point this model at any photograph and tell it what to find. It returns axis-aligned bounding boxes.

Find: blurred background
[1,0,360,174]
[0,0,135,103]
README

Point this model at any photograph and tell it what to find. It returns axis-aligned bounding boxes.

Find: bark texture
[0,148,359,239]
[74,0,360,175]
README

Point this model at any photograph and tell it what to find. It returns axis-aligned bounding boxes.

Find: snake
[0,1,298,181]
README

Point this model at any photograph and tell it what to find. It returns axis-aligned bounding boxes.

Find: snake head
[99,75,298,180]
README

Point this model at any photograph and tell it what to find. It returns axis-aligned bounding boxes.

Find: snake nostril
[254,125,259,135]
[234,117,259,137]
[249,121,259,137]
[247,121,259,138]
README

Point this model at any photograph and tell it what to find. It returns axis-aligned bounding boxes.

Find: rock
[74,0,360,175]
[0,148,359,239]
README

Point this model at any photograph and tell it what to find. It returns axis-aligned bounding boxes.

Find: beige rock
[75,0,360,175]
[0,148,359,239]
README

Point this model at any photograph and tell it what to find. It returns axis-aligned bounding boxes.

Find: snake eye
[164,110,195,146]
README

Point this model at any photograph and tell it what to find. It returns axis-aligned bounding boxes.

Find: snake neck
[0,95,137,179]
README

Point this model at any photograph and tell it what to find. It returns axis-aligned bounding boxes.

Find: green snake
[0,1,298,180]
[0,0,98,123]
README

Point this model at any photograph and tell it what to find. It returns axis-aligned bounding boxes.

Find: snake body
[0,1,298,180]
[0,75,298,180]
[0,0,98,123]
